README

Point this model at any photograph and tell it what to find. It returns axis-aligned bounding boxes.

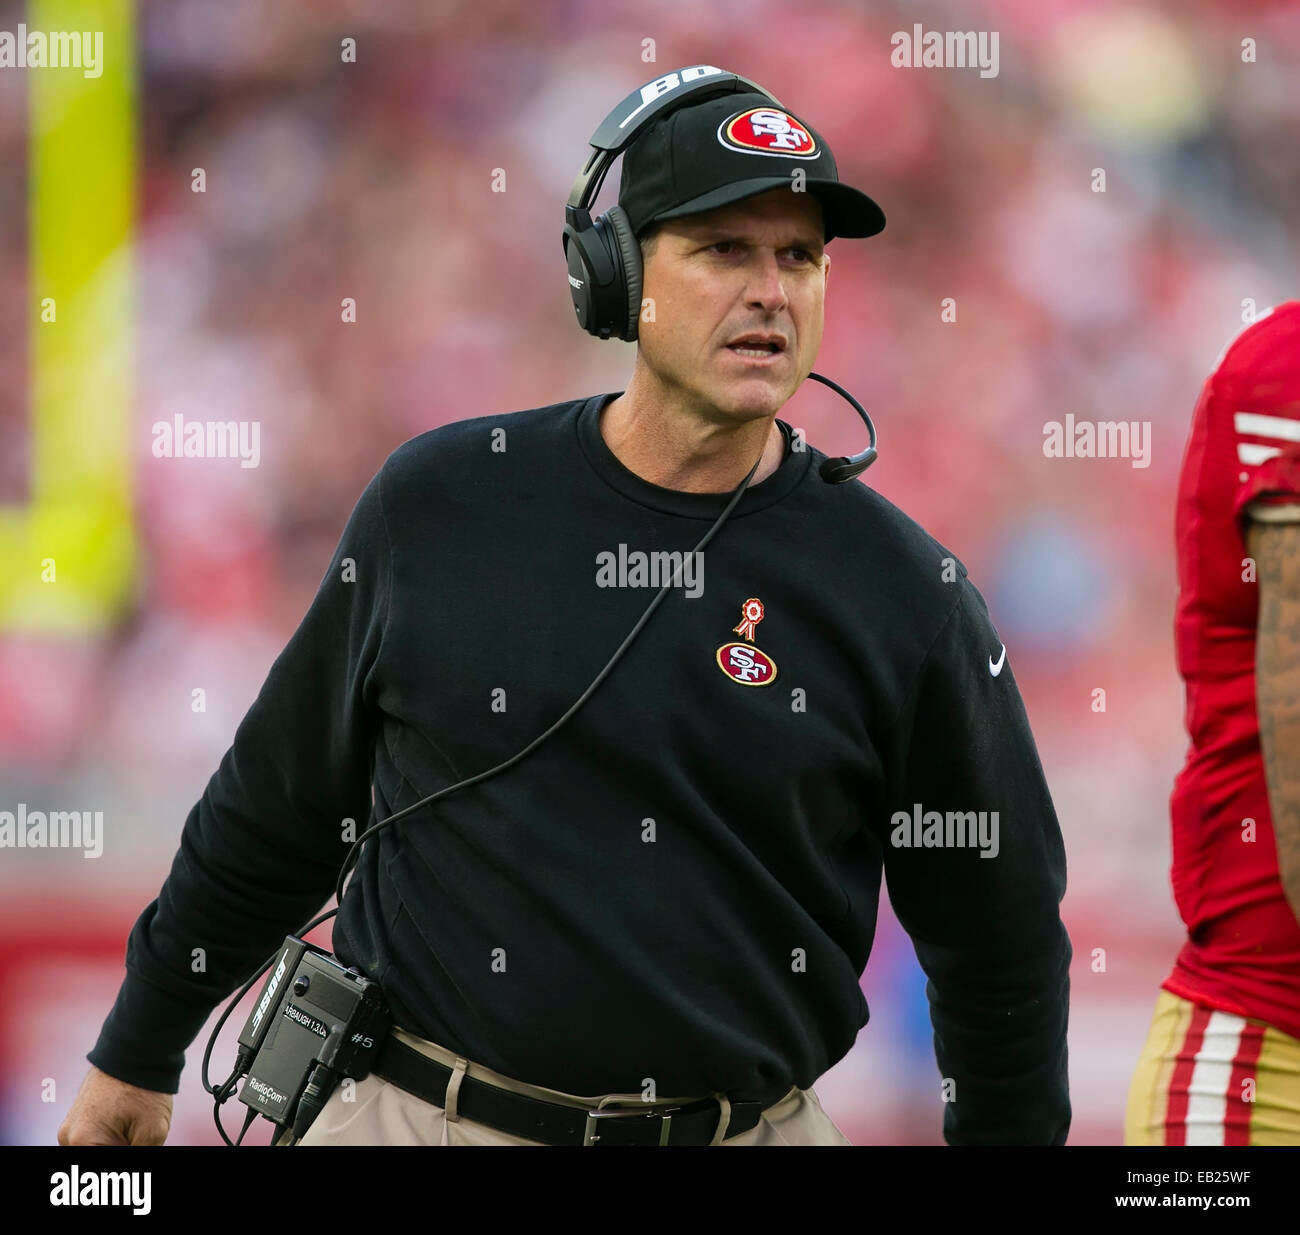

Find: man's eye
[705,242,817,261]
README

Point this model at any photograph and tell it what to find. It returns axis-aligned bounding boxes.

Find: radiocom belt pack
[233,937,390,1142]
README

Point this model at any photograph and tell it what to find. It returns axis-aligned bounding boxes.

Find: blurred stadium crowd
[1,0,1299,1144]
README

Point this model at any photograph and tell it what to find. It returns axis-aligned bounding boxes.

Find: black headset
[562,68,780,342]
[561,64,877,482]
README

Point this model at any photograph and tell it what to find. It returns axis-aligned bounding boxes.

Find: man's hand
[57,1066,174,1146]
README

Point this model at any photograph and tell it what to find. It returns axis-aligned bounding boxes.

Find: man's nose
[744,250,789,312]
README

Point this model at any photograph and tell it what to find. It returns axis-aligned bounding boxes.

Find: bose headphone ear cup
[603,205,643,342]
[563,221,598,336]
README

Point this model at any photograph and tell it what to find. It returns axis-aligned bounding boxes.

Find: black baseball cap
[619,91,886,244]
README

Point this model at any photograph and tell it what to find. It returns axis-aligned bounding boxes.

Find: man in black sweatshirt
[60,77,1070,1148]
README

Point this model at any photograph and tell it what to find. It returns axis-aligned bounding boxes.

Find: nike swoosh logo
[989,644,1006,676]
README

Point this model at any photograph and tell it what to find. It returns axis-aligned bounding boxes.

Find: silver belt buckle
[582,1103,682,1146]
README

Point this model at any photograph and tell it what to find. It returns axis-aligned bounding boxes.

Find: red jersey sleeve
[1215,303,1300,532]
[1235,445,1300,525]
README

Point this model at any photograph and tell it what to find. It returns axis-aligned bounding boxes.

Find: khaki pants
[285,1024,852,1146]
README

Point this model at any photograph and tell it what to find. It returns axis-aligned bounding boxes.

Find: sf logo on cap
[718,108,818,158]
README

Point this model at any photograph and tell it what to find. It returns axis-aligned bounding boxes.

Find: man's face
[637,187,830,425]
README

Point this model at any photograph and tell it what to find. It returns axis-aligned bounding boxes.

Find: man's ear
[822,252,831,284]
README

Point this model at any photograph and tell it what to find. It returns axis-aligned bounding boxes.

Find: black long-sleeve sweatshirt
[88,391,1072,1145]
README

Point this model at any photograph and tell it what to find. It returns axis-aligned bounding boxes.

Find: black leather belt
[370,1033,793,1146]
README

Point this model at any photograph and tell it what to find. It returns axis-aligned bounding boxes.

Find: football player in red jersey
[1126,302,1300,1145]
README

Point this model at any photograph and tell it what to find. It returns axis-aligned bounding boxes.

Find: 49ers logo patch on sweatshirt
[716,597,777,686]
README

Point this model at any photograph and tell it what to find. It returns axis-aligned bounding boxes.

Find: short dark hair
[637,222,661,265]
